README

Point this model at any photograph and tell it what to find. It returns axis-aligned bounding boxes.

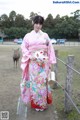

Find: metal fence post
[64,55,74,113]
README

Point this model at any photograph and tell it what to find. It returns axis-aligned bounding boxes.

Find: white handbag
[49,71,55,81]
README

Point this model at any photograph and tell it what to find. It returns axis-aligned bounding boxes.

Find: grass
[53,46,80,120]
[0,44,21,120]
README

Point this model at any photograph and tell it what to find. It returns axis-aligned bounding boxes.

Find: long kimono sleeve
[45,34,56,64]
[21,34,31,80]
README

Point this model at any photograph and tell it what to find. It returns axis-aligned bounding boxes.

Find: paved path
[16,104,58,120]
[16,97,58,120]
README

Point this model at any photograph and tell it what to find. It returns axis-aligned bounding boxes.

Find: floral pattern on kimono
[20,30,56,109]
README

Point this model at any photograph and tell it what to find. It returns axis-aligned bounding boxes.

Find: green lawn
[53,46,80,120]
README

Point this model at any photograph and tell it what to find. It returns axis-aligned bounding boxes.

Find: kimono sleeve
[21,34,31,61]
[45,33,56,64]
[21,34,31,70]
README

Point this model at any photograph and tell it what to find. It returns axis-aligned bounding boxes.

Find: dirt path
[0,45,58,120]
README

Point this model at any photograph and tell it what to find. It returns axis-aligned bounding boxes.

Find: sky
[0,0,80,19]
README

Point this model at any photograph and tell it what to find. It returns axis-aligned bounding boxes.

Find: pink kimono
[20,30,56,110]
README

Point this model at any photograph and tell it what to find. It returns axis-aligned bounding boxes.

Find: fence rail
[57,57,80,75]
[54,80,80,114]
[54,42,80,46]
[54,50,80,114]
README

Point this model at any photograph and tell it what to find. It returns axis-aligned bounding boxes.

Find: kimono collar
[32,30,43,35]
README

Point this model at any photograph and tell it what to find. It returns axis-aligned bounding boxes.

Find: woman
[20,15,56,111]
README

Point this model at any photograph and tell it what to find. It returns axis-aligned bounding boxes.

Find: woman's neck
[34,29,40,33]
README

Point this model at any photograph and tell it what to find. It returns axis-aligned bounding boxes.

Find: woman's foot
[35,108,44,111]
[35,109,40,111]
[40,109,44,111]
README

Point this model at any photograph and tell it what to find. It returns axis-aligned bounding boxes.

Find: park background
[0,0,80,120]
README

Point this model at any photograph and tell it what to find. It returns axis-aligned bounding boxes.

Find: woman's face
[34,23,42,32]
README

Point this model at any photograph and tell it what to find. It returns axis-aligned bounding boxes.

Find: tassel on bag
[16,97,27,118]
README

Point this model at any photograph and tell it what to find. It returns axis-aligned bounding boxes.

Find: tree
[9,10,16,21]
[4,27,28,39]
[78,29,80,41]
[44,14,54,28]
[0,10,80,40]
[9,11,16,27]
[15,14,26,27]
[0,14,10,28]
[29,12,38,20]
[55,14,60,20]
[71,10,80,19]
[0,14,8,21]
[25,19,32,30]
